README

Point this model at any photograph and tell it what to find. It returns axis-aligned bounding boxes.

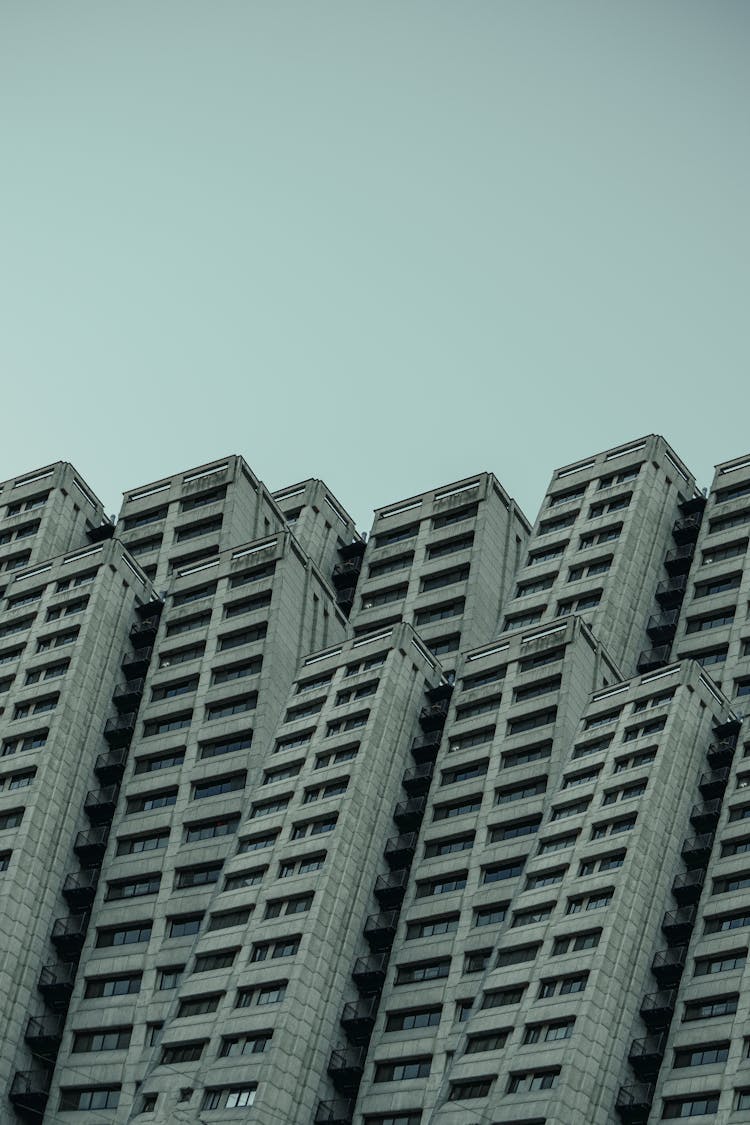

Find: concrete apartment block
[115,456,286,590]
[672,453,750,702]
[355,653,731,1125]
[272,479,362,586]
[0,538,154,1102]
[0,462,108,585]
[501,436,700,678]
[45,532,349,1122]
[348,474,530,668]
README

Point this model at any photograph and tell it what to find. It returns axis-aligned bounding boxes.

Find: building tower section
[272,479,363,587]
[1,536,155,1114]
[348,474,530,667]
[45,532,349,1121]
[500,436,700,677]
[355,639,731,1125]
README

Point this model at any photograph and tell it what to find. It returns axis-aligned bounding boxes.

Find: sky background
[1,1,748,530]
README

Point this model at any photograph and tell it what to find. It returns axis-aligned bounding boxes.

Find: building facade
[5,438,750,1124]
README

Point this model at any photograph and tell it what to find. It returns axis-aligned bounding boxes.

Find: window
[395,959,450,985]
[464,949,491,973]
[483,858,525,884]
[291,816,337,839]
[683,994,738,1020]
[220,1032,272,1057]
[434,796,482,820]
[474,902,508,928]
[448,725,495,754]
[702,539,748,565]
[674,1042,729,1067]
[602,780,647,804]
[591,814,637,839]
[143,713,192,737]
[159,643,205,668]
[201,1086,257,1111]
[425,833,474,858]
[177,993,222,1017]
[662,1095,720,1117]
[303,777,349,803]
[217,623,267,650]
[236,981,287,1007]
[432,503,478,528]
[151,678,198,702]
[193,773,245,800]
[264,893,313,918]
[251,935,301,961]
[72,1028,131,1052]
[385,1008,441,1031]
[507,708,557,735]
[58,1088,121,1111]
[126,788,177,813]
[496,778,547,804]
[416,872,468,897]
[161,1041,205,1064]
[106,874,161,900]
[250,795,290,819]
[374,1058,432,1082]
[361,584,408,610]
[538,973,587,998]
[224,866,266,891]
[157,966,183,990]
[200,731,253,760]
[524,1020,574,1043]
[278,853,325,878]
[481,986,525,1008]
[526,866,566,890]
[184,816,239,843]
[489,816,541,843]
[96,922,152,947]
[512,904,554,927]
[168,915,202,938]
[567,889,613,913]
[421,565,470,592]
[538,832,578,855]
[465,1030,509,1053]
[208,907,252,931]
[551,930,600,955]
[579,850,625,875]
[448,1079,493,1100]
[0,808,24,830]
[206,694,257,721]
[84,974,141,998]
[406,914,459,940]
[175,864,222,889]
[550,798,591,820]
[134,749,186,775]
[212,658,262,686]
[713,869,750,895]
[686,609,735,633]
[579,523,622,549]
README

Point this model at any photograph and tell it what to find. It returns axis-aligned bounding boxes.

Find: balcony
[50,914,89,961]
[640,988,676,1029]
[679,494,706,517]
[714,716,741,740]
[9,1070,51,1121]
[672,514,702,545]
[352,953,388,994]
[636,645,671,674]
[87,519,115,543]
[62,868,99,910]
[664,544,695,576]
[340,997,379,1044]
[419,699,450,732]
[651,946,687,986]
[615,1083,655,1124]
[681,834,714,869]
[374,869,409,909]
[37,962,76,1011]
[73,826,109,865]
[426,680,453,704]
[130,616,160,648]
[646,610,679,643]
[384,832,418,870]
[314,1101,354,1125]
[364,911,399,951]
[661,905,697,945]
[94,747,128,783]
[628,1033,667,1078]
[410,729,441,764]
[136,597,164,621]
[331,559,362,589]
[690,799,722,832]
[122,647,153,677]
[103,713,136,748]
[393,797,426,831]
[24,1016,64,1060]
[671,868,705,906]
[328,1047,366,1093]
[655,576,688,608]
[84,786,118,825]
[699,768,730,799]
[335,587,356,613]
[401,763,435,797]
[707,739,736,770]
[112,678,145,712]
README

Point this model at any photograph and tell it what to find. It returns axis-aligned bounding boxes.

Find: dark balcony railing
[426,680,453,704]
[681,834,714,869]
[87,520,115,544]
[690,799,722,831]
[121,647,152,677]
[331,559,362,589]
[37,962,76,1011]
[672,514,702,544]
[419,699,450,732]
[62,868,99,909]
[401,762,435,796]
[73,826,109,864]
[615,1083,655,1124]
[9,1070,52,1120]
[103,713,136,748]
[714,716,741,740]
[130,616,160,648]
[50,914,89,961]
[640,989,677,1029]
[24,1016,64,1060]
[112,678,145,712]
[84,786,119,825]
[314,1099,355,1125]
[364,911,399,951]
[393,797,426,831]
[707,739,736,770]
[94,747,128,783]
[664,544,695,575]
[671,868,705,906]
[636,645,672,674]
[678,494,706,517]
[661,905,697,945]
[646,610,679,641]
[383,832,418,869]
[651,946,687,985]
[628,1033,667,1077]
[352,953,388,994]
[136,597,164,621]
[374,868,409,908]
[655,576,688,608]
[699,768,730,799]
[340,997,379,1043]
[327,1047,366,1092]
[410,729,441,763]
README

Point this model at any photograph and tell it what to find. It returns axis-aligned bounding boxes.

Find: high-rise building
[5,437,750,1125]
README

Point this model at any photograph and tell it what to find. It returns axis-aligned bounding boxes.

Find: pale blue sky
[1,2,748,529]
